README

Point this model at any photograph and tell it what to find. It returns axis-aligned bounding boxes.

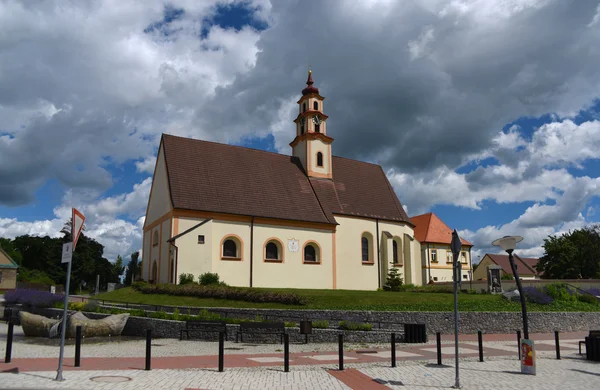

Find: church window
[317,152,323,167]
[198,235,205,244]
[221,235,243,260]
[303,242,320,263]
[264,238,283,262]
[392,238,401,264]
[315,124,320,133]
[313,101,318,110]
[431,249,437,262]
[153,230,159,247]
[303,102,307,112]
[361,232,373,263]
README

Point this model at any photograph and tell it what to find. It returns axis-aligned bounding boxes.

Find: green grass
[94,287,600,312]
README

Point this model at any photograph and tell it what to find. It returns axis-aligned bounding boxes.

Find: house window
[221,235,242,260]
[264,239,283,262]
[446,251,453,263]
[303,102,306,112]
[433,276,438,282]
[463,274,468,280]
[313,101,318,110]
[315,124,320,133]
[303,242,320,263]
[153,231,159,247]
[197,235,205,244]
[361,232,373,263]
[317,152,323,167]
[431,249,437,262]
[461,251,467,263]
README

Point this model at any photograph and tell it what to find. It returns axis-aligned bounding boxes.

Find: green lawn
[94,287,600,312]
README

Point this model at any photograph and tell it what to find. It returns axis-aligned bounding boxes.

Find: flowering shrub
[4,289,64,308]
[522,287,554,305]
[132,282,307,305]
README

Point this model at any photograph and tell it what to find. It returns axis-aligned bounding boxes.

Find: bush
[4,290,64,308]
[545,283,577,302]
[522,287,554,305]
[577,293,599,305]
[199,272,221,286]
[135,283,307,305]
[312,320,329,329]
[338,321,372,331]
[179,273,195,285]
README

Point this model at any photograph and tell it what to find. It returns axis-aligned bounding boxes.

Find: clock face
[288,239,299,252]
[312,115,322,125]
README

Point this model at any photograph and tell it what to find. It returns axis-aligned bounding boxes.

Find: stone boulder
[19,311,61,338]
[67,311,130,338]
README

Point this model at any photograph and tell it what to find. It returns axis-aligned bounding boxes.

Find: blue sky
[1,1,600,262]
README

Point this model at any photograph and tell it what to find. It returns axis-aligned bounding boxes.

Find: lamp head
[491,235,523,252]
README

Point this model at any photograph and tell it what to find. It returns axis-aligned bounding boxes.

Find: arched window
[223,239,237,257]
[221,235,243,260]
[303,102,307,112]
[266,242,278,260]
[303,242,320,263]
[317,152,323,167]
[153,230,159,247]
[393,240,399,264]
[315,124,320,133]
[313,101,318,110]
[361,237,369,262]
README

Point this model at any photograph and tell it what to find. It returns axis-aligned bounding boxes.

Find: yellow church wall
[292,139,307,169]
[309,139,331,176]
[252,224,333,289]
[173,217,214,284]
[211,220,251,287]
[377,220,422,286]
[159,219,171,284]
[142,230,151,280]
[144,145,171,227]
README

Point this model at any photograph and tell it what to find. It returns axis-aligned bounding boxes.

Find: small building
[141,70,423,289]
[410,212,473,283]
[0,246,19,291]
[473,253,540,280]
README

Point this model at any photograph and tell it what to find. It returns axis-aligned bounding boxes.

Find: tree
[125,251,139,286]
[112,255,125,282]
[536,225,600,279]
[383,263,403,291]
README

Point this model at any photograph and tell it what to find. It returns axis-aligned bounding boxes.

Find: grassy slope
[95,287,600,312]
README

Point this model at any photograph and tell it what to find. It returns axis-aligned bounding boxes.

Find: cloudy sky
[1,0,600,264]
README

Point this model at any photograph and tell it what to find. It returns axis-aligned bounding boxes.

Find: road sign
[72,208,85,250]
[61,242,73,263]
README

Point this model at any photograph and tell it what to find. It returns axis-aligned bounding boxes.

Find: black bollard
[555,330,561,360]
[74,326,82,367]
[284,333,289,372]
[5,320,14,363]
[145,329,152,371]
[436,332,442,366]
[517,330,521,360]
[391,333,396,368]
[478,330,484,362]
[218,331,224,372]
[338,333,344,371]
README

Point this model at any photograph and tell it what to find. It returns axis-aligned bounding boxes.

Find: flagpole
[55,213,74,381]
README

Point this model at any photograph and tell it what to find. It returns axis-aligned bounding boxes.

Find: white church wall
[292,139,307,169]
[377,220,422,286]
[141,229,151,280]
[174,217,213,285]
[212,220,251,287]
[159,219,171,284]
[252,223,334,289]
[145,145,171,226]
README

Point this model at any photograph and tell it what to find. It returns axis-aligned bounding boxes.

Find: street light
[492,235,528,339]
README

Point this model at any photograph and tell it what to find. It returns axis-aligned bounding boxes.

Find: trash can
[587,336,600,361]
[300,320,312,344]
[404,323,427,343]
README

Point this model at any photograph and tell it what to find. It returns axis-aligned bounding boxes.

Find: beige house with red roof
[410,212,473,283]
[473,253,540,281]
[141,71,423,290]
[0,246,19,291]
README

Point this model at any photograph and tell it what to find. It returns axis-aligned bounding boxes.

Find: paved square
[362,350,423,359]
[420,346,478,355]
[246,357,288,363]
[305,354,358,361]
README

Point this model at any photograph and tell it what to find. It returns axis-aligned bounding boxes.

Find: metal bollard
[478,330,484,362]
[436,332,442,366]
[145,329,152,371]
[218,331,224,372]
[5,320,14,363]
[555,330,561,360]
[284,333,289,372]
[74,326,82,367]
[517,330,521,360]
[391,333,396,368]
[338,333,344,371]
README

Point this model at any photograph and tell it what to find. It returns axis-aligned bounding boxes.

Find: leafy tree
[112,255,125,282]
[537,225,600,279]
[125,251,140,286]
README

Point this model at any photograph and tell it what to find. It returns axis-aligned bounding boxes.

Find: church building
[141,71,425,290]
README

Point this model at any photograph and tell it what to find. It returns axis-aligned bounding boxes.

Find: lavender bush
[3,289,65,308]
[522,286,554,305]
[585,288,600,297]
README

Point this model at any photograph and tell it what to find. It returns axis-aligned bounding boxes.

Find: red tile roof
[409,212,472,246]
[485,254,539,276]
[161,134,411,225]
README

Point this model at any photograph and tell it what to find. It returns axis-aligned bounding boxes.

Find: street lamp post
[491,235,528,339]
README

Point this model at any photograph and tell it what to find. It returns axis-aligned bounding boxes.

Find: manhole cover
[90,376,132,383]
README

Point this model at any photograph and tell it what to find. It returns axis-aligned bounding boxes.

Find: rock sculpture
[67,311,130,338]
[19,311,61,338]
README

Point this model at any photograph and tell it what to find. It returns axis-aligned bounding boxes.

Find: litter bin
[404,323,427,343]
[300,320,312,344]
[587,336,600,361]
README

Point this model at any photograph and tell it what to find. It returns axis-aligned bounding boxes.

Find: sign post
[450,229,462,389]
[55,208,85,381]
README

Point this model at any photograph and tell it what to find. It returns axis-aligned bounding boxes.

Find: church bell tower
[290,69,334,179]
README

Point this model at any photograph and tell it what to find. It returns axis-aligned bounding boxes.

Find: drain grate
[90,376,132,383]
